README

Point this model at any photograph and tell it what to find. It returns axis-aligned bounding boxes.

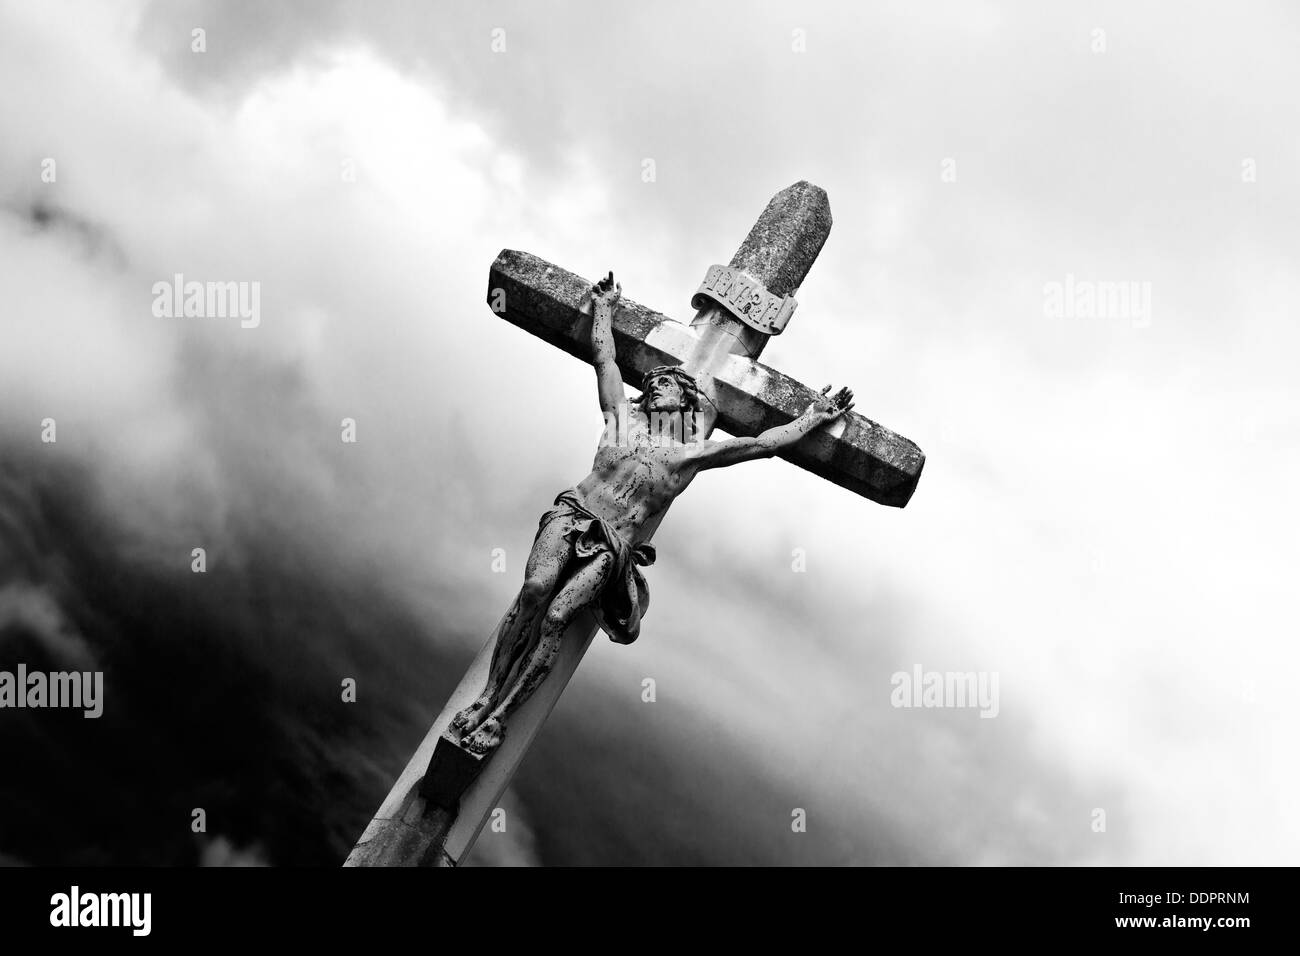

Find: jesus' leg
[451,511,579,737]
[463,551,614,755]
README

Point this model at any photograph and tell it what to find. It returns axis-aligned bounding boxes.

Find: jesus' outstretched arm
[589,271,625,416]
[692,385,855,471]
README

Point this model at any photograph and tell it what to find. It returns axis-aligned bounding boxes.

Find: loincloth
[534,488,656,645]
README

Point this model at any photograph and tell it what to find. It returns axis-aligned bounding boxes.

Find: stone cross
[344,182,925,866]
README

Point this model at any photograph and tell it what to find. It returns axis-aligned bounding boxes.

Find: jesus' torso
[574,406,700,543]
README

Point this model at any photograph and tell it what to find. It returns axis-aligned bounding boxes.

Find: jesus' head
[636,366,700,416]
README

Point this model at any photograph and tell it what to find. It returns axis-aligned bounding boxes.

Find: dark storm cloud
[0,447,457,865]
[4,197,129,270]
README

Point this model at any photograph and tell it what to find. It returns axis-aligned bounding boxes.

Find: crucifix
[344,181,925,867]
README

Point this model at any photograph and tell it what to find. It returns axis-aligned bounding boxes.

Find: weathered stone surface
[487,250,925,506]
[687,182,834,360]
[727,180,832,297]
[344,799,456,867]
[487,249,674,378]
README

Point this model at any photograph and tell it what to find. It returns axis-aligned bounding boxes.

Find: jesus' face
[644,373,685,413]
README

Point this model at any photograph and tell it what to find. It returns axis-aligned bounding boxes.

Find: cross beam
[489,250,924,506]
[345,182,924,867]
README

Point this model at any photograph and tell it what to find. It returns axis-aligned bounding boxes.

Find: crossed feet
[450,695,506,755]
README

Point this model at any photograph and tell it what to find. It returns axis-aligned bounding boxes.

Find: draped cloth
[535,488,656,645]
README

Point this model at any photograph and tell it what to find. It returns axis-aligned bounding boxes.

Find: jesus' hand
[801,384,855,429]
[590,271,621,312]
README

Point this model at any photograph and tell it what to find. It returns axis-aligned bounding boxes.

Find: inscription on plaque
[691,263,798,335]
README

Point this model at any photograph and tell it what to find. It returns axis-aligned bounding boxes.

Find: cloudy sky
[1,0,1296,866]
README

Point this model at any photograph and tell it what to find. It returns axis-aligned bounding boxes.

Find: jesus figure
[451,272,855,755]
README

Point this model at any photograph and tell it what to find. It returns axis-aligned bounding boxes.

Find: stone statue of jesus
[451,272,855,755]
